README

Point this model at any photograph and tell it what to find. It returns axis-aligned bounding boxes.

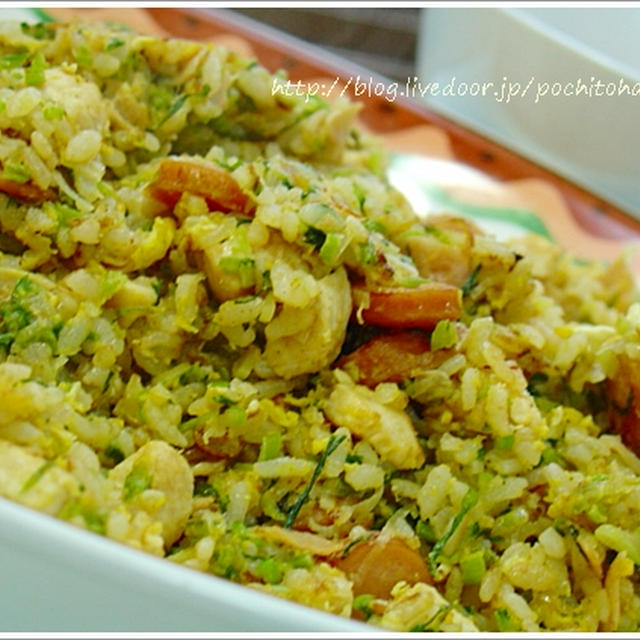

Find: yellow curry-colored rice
[0,20,640,632]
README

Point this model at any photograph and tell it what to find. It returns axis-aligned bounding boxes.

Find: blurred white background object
[417,8,640,217]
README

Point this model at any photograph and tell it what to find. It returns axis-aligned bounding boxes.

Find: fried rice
[0,19,639,632]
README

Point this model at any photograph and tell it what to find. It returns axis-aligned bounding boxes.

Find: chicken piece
[108,440,193,547]
[255,525,344,556]
[278,562,353,618]
[324,381,425,469]
[264,267,351,378]
[337,331,452,387]
[0,440,79,515]
[106,277,158,310]
[122,217,176,272]
[0,362,63,427]
[196,242,254,303]
[405,215,479,287]
[43,67,108,134]
[183,214,255,303]
[379,582,478,631]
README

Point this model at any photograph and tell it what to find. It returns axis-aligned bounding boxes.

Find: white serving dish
[416,7,640,217]
[0,497,369,632]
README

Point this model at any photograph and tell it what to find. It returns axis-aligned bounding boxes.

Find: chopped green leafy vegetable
[21,460,54,493]
[284,433,346,529]
[428,487,478,573]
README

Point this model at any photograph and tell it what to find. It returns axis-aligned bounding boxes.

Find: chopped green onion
[0,333,15,351]
[319,232,345,264]
[193,478,217,497]
[352,594,375,620]
[299,202,337,227]
[59,501,106,534]
[21,22,55,40]
[1,162,31,184]
[495,608,519,632]
[352,182,366,212]
[362,218,386,234]
[258,432,282,461]
[540,445,563,465]
[11,275,38,299]
[222,405,246,429]
[106,38,125,51]
[299,94,327,117]
[122,464,152,501]
[494,434,515,451]
[395,276,430,288]
[587,504,607,524]
[0,52,29,70]
[256,557,283,584]
[358,241,378,266]
[460,549,486,585]
[594,524,640,566]
[14,320,58,350]
[218,257,255,288]
[25,51,47,86]
[179,410,216,432]
[423,224,451,243]
[43,201,82,227]
[43,103,65,120]
[416,520,437,543]
[410,604,454,632]
[101,269,127,298]
[75,44,93,68]
[431,320,458,350]
[160,84,210,126]
[79,508,106,535]
[209,379,230,389]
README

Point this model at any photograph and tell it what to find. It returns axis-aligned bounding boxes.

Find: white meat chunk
[108,440,193,547]
[324,382,425,470]
[264,267,351,378]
